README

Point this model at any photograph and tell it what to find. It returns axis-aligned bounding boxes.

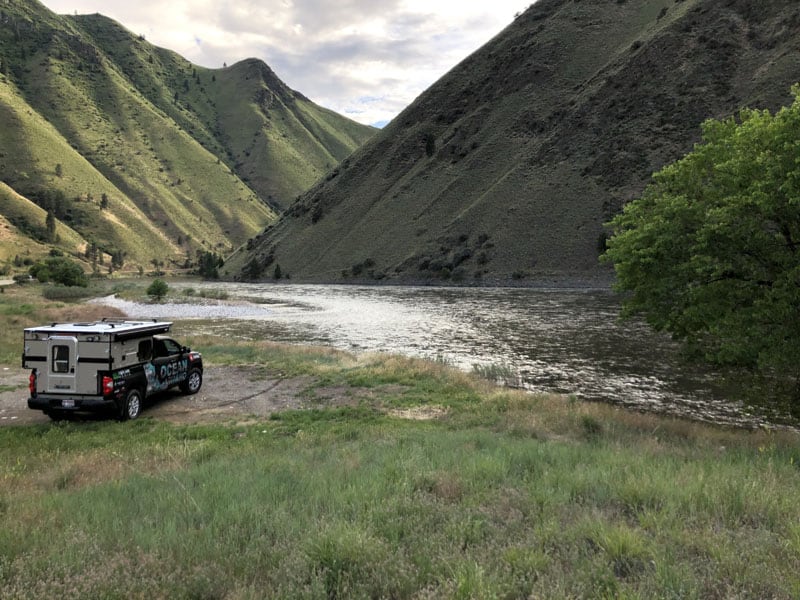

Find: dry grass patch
[387,405,448,421]
[38,303,127,324]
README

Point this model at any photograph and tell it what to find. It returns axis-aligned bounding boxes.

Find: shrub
[146,278,169,301]
[29,257,88,287]
[41,285,94,301]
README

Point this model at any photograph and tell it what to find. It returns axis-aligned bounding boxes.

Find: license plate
[61,399,75,408]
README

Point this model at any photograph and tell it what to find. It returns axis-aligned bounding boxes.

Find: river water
[94,283,788,428]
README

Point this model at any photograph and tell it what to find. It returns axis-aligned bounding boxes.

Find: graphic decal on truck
[144,359,189,393]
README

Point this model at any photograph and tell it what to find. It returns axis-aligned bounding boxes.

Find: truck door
[148,337,187,393]
[46,336,78,394]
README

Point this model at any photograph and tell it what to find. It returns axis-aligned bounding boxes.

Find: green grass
[2,287,800,597]
[2,398,799,598]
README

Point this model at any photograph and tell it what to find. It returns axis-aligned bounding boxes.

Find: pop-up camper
[23,318,203,420]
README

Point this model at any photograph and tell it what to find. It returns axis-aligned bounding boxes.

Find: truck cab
[23,319,203,420]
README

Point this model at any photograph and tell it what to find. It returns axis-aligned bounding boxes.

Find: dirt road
[0,366,328,426]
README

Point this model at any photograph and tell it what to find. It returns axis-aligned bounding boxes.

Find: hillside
[0,0,374,272]
[227,0,800,285]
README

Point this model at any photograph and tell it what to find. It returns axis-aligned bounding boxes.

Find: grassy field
[1,283,800,598]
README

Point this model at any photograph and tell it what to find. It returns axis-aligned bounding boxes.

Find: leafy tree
[146,278,169,301]
[603,87,800,396]
[29,257,88,287]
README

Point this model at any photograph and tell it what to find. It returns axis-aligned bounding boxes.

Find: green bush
[29,257,88,287]
[146,278,169,301]
[41,285,94,300]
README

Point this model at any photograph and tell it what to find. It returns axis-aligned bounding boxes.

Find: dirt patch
[0,367,37,425]
[0,366,437,426]
[0,366,320,426]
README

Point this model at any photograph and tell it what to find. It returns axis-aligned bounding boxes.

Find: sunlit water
[93,283,791,428]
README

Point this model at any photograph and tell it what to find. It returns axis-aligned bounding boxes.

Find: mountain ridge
[0,0,374,272]
[227,0,800,285]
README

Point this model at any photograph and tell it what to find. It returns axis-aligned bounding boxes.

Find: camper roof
[24,319,172,341]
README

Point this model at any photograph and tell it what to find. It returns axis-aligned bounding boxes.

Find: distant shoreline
[223,271,617,291]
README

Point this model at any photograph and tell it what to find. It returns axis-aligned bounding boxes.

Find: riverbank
[2,282,800,597]
[231,268,618,291]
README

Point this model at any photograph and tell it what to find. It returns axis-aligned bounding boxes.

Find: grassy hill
[227,0,800,285]
[0,0,374,273]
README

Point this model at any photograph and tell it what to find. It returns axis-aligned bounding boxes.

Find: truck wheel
[119,389,142,421]
[180,369,202,395]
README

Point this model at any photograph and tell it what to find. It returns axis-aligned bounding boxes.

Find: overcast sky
[39,0,527,127]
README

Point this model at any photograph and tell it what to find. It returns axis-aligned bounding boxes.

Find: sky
[39,1,528,127]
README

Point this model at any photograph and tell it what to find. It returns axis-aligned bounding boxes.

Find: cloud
[40,0,527,126]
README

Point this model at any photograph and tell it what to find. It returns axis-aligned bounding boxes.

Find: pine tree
[45,211,56,243]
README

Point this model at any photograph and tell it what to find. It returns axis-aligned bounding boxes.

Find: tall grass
[181,287,229,300]
[2,394,800,597]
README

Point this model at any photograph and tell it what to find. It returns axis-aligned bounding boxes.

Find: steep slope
[0,0,373,272]
[0,182,86,261]
[73,16,375,211]
[228,0,800,285]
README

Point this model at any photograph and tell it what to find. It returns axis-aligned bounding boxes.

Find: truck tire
[180,369,202,395]
[118,388,142,421]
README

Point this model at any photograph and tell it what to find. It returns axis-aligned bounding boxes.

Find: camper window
[138,339,153,361]
[52,345,70,373]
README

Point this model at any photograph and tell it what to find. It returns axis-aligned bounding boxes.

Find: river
[93,282,789,428]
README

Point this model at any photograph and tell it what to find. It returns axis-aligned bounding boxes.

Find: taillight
[188,352,200,362]
[102,376,114,396]
[29,370,37,397]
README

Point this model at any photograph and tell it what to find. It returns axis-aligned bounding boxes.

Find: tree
[29,257,88,287]
[603,86,800,396]
[146,278,169,301]
[45,210,57,243]
[424,132,436,157]
[150,258,164,276]
[196,250,223,279]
